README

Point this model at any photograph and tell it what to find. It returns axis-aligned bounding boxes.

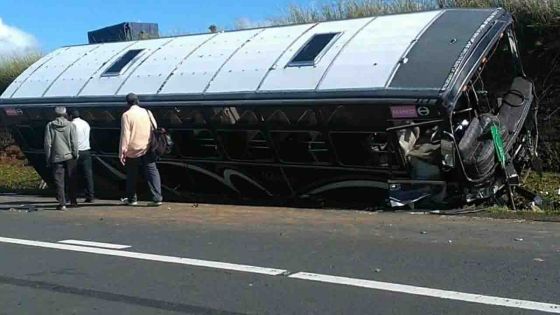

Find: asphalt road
[0,195,559,314]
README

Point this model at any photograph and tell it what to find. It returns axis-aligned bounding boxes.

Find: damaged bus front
[388,19,537,209]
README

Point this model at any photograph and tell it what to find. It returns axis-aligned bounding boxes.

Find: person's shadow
[0,200,126,211]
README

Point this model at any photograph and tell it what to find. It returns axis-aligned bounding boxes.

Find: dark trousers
[77,150,94,200]
[52,159,77,206]
[126,154,162,202]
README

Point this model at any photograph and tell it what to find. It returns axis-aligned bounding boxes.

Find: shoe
[147,201,163,207]
[56,205,67,211]
[84,198,95,203]
[68,200,78,208]
[121,198,138,206]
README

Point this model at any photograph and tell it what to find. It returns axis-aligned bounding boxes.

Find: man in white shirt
[71,109,95,203]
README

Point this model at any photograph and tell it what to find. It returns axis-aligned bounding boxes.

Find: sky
[0,0,309,56]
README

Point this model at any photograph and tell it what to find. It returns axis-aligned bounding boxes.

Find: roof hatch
[287,32,341,67]
[102,49,144,76]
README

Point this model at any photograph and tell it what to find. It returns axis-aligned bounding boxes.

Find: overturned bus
[0,8,537,208]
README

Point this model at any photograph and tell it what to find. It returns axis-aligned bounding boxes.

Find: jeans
[52,159,77,206]
[125,154,162,203]
[77,150,94,200]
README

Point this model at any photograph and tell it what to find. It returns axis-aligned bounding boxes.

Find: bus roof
[1,8,510,106]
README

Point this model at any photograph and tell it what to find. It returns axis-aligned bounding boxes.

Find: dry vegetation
[270,0,560,25]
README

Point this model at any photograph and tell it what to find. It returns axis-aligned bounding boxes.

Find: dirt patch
[58,202,384,231]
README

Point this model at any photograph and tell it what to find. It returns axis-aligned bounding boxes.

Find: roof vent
[102,49,144,77]
[287,33,341,67]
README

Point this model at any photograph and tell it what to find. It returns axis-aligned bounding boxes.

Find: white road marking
[289,272,560,314]
[1,236,559,313]
[0,237,286,276]
[58,240,131,249]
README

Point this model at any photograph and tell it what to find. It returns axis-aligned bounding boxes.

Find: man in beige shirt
[119,93,162,206]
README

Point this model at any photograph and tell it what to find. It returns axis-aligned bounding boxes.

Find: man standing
[44,106,78,210]
[119,93,163,206]
[71,109,95,203]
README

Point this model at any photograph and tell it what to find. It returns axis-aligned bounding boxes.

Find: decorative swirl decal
[157,161,272,196]
[301,180,388,197]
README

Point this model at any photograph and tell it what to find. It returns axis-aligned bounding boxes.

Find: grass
[0,159,42,192]
[523,172,560,204]
[485,205,560,220]
[270,0,560,26]
[480,172,560,220]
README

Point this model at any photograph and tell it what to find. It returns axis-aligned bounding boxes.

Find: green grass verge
[484,206,560,221]
[523,172,560,204]
[0,161,42,192]
[481,172,560,220]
